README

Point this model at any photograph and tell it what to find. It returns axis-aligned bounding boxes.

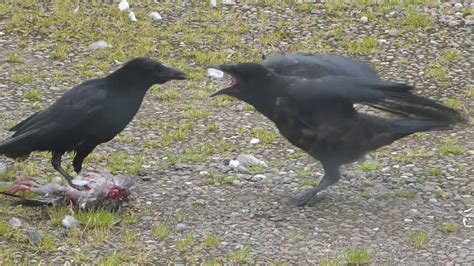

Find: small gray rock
[454,3,463,9]
[360,16,369,23]
[62,215,80,229]
[176,223,186,232]
[0,163,7,175]
[448,20,460,27]
[252,174,266,182]
[141,176,152,181]
[429,198,438,203]
[26,230,44,243]
[90,40,110,50]
[387,29,400,37]
[9,217,22,228]
[149,11,162,21]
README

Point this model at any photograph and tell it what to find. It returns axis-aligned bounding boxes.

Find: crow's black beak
[164,67,188,80]
[208,64,239,97]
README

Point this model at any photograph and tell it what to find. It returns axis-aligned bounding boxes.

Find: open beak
[164,67,188,80]
[209,64,239,97]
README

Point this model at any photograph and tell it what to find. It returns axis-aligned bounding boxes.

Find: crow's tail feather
[369,89,465,124]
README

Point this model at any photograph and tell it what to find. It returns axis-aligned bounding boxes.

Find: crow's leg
[73,146,95,174]
[290,164,341,207]
[51,152,88,190]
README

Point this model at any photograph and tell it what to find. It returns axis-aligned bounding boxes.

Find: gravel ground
[0,1,473,264]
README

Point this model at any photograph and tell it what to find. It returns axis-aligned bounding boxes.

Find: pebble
[252,174,266,182]
[454,3,463,9]
[118,0,129,11]
[429,198,438,203]
[448,20,460,27]
[62,215,80,229]
[141,176,152,181]
[387,29,399,37]
[26,230,44,244]
[360,16,369,23]
[176,223,186,232]
[90,40,110,50]
[404,218,413,223]
[149,11,162,21]
[129,11,137,22]
[9,217,22,228]
[250,138,260,144]
[0,163,7,175]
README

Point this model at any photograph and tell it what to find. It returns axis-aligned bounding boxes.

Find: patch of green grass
[207,123,220,132]
[5,52,21,63]
[296,3,316,13]
[122,212,139,225]
[151,87,182,101]
[0,220,12,238]
[202,257,220,266]
[108,152,144,175]
[218,175,238,185]
[408,231,429,249]
[152,223,170,240]
[429,167,443,176]
[467,87,474,98]
[403,8,434,29]
[203,235,221,248]
[115,134,134,144]
[76,209,116,229]
[427,64,448,81]
[13,74,33,84]
[444,98,462,110]
[345,247,371,265]
[228,247,250,263]
[178,140,236,164]
[439,49,460,63]
[50,43,69,60]
[320,257,344,266]
[0,166,16,181]
[202,178,216,186]
[248,164,266,174]
[251,127,277,145]
[16,162,40,176]
[48,206,69,225]
[395,190,415,199]
[4,119,18,130]
[176,209,186,222]
[98,252,134,265]
[34,236,56,251]
[179,109,210,120]
[212,96,234,108]
[123,231,138,249]
[176,234,195,250]
[440,223,459,233]
[343,37,379,55]
[359,161,381,172]
[243,104,256,112]
[299,178,318,187]
[24,89,41,102]
[438,139,465,155]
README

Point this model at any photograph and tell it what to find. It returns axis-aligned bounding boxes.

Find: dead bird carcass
[0,171,136,211]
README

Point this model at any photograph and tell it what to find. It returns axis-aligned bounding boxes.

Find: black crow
[0,57,187,188]
[209,54,463,206]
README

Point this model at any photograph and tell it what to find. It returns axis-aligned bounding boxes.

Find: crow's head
[209,63,275,103]
[116,57,188,85]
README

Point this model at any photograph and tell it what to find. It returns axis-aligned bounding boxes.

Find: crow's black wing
[285,76,462,126]
[0,79,108,155]
[263,53,379,79]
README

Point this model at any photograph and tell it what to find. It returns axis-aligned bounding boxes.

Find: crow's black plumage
[210,53,464,206]
[0,57,187,188]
